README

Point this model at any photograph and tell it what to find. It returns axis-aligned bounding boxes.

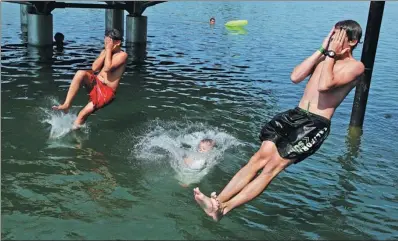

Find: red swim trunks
[85,73,115,109]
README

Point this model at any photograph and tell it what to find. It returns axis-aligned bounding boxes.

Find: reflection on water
[347,126,363,158]
[27,45,54,63]
[125,43,147,64]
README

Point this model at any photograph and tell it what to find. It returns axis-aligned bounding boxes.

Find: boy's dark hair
[334,20,362,50]
[200,138,216,147]
[210,17,215,21]
[105,29,123,41]
[54,32,64,42]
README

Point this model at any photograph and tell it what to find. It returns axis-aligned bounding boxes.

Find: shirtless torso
[95,49,127,91]
[298,57,362,120]
[292,27,365,120]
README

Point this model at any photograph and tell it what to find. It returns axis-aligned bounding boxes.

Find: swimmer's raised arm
[290,50,325,84]
[92,49,106,72]
[290,27,335,84]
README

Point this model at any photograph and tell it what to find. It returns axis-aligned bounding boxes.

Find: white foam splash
[39,97,89,145]
[132,120,242,185]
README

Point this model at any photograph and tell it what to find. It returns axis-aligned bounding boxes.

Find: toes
[210,192,220,204]
[211,196,219,207]
[210,192,217,199]
[194,187,201,195]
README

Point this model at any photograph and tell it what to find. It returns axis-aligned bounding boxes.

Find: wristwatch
[325,50,336,58]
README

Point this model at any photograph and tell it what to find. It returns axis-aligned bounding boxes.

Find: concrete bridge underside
[7,1,166,46]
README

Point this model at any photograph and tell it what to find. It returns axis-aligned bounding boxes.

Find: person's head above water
[105,29,123,48]
[333,20,362,51]
[210,17,215,25]
[54,32,64,43]
[198,139,216,153]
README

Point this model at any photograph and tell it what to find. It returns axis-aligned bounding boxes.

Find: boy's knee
[76,70,90,77]
[248,153,269,170]
[258,141,278,157]
[248,141,278,168]
[261,157,290,176]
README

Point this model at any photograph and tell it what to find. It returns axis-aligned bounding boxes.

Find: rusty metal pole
[349,1,385,128]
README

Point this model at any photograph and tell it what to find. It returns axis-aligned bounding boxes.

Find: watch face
[328,51,335,57]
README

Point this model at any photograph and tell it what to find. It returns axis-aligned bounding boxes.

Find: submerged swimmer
[183,139,216,170]
[179,139,216,188]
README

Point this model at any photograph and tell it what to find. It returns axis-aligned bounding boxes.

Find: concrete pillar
[126,43,147,64]
[28,13,53,47]
[126,15,147,45]
[105,9,124,35]
[20,5,29,33]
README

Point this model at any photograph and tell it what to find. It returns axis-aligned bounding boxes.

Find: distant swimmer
[54,32,64,50]
[194,20,365,221]
[183,139,216,170]
[52,29,128,129]
[210,17,215,25]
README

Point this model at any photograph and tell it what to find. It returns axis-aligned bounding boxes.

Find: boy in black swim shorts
[193,20,365,222]
[259,107,330,164]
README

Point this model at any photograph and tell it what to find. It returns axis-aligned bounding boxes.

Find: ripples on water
[2,1,398,240]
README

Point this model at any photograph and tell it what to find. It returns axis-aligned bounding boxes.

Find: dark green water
[2,1,398,240]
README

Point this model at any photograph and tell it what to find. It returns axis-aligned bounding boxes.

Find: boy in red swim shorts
[53,29,128,129]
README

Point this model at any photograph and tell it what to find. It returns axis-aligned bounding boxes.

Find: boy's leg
[219,155,291,217]
[72,102,95,129]
[194,141,292,221]
[53,70,93,113]
[215,141,276,203]
[194,141,275,211]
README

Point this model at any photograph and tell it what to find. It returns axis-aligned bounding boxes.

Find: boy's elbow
[318,83,335,93]
[318,87,329,93]
[290,73,301,84]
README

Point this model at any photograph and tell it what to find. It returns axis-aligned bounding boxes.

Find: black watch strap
[326,50,336,58]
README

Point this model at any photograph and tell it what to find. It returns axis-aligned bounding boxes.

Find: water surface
[2,1,398,240]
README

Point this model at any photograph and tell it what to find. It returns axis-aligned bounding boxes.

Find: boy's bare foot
[52,104,70,113]
[193,187,223,221]
[72,123,81,130]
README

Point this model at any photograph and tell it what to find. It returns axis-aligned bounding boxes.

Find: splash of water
[39,97,89,147]
[132,120,242,185]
